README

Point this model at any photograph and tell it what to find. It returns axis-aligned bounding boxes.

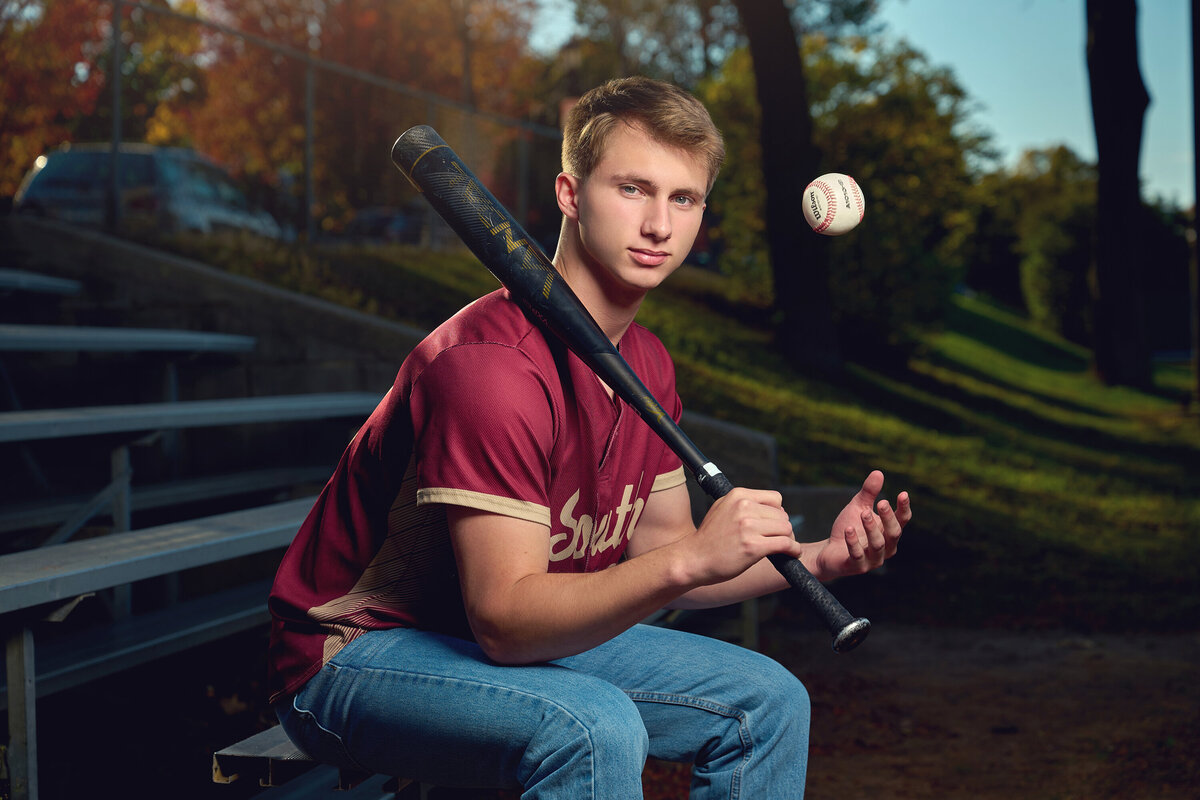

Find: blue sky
[878,0,1192,208]
[531,0,1194,209]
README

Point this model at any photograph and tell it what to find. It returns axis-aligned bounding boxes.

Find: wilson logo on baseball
[803,172,865,236]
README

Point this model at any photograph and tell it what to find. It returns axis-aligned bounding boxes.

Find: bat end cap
[832,618,871,653]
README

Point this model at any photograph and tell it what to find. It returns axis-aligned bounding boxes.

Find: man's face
[564,123,708,299]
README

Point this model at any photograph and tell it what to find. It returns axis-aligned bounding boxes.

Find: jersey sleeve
[408,341,558,527]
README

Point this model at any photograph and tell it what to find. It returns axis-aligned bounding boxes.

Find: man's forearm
[466,543,697,664]
[666,556,788,609]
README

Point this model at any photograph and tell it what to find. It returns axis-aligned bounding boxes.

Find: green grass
[159,233,1200,633]
[654,286,1200,632]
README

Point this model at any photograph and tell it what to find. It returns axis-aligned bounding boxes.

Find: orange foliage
[0,0,108,195]
[1,0,212,195]
[186,0,545,220]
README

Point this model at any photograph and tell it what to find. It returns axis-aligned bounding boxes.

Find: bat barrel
[392,125,556,304]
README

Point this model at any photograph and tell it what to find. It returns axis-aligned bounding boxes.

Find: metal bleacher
[0,258,381,800]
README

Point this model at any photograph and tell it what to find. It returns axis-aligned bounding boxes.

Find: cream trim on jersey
[419,466,682,526]
[418,487,551,527]
[652,466,686,492]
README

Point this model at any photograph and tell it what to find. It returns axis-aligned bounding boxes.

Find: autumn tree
[186,0,335,227]
[186,0,542,231]
[0,0,108,195]
[0,0,210,196]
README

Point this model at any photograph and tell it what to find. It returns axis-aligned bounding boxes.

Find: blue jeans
[277,623,810,799]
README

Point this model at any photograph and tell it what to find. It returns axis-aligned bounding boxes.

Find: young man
[268,76,911,798]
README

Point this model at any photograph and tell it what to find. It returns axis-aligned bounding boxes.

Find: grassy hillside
[170,234,1200,633]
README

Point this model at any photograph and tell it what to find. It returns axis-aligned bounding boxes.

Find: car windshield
[29,151,156,193]
[158,157,251,209]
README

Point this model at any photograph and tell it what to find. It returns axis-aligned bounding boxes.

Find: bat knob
[832,617,871,653]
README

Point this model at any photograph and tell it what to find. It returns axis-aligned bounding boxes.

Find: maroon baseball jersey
[267,289,685,703]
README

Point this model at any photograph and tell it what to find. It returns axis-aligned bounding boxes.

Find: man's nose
[642,199,672,240]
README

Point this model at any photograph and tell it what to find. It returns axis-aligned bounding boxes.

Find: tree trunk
[1191,0,1199,409]
[1086,0,1152,388]
[732,0,841,373]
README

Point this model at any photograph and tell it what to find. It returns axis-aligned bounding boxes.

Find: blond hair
[562,76,725,194]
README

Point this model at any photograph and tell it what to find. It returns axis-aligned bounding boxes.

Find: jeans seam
[291,693,371,773]
[624,691,752,800]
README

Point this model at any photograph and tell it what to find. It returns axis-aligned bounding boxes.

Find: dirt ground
[643,618,1200,800]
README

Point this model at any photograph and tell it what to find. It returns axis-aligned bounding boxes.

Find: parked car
[13,142,282,239]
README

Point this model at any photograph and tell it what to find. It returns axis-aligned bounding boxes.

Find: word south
[549,484,645,561]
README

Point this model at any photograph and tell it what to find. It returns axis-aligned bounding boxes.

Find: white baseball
[802,172,865,236]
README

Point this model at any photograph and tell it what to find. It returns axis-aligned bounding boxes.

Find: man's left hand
[812,470,910,579]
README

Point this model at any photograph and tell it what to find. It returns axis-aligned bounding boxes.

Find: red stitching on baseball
[848,176,864,221]
[810,180,837,233]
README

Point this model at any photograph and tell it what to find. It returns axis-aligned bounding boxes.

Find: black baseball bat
[391,124,870,652]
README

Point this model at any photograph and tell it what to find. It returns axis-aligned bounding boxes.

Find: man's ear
[555,172,581,219]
